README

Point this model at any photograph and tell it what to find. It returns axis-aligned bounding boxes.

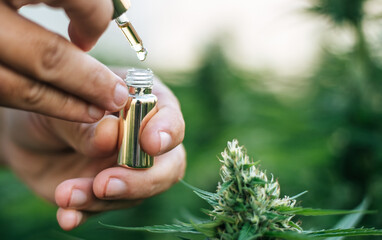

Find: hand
[0,0,131,122]
[2,74,186,230]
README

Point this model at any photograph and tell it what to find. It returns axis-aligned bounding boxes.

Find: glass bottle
[118,68,157,168]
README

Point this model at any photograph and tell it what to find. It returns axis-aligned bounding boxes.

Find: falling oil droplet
[137,48,148,61]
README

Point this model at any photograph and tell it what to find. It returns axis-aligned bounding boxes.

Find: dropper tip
[137,48,147,61]
[137,48,148,61]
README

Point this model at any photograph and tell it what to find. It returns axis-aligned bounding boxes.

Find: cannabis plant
[102,140,382,239]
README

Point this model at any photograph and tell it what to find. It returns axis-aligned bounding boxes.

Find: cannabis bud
[202,139,301,239]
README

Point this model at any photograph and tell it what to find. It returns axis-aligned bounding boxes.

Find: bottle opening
[125,68,154,88]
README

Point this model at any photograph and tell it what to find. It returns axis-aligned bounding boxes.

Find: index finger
[0,3,129,112]
[5,0,122,51]
[48,0,118,51]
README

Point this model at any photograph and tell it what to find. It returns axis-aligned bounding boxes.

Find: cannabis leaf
[99,221,199,234]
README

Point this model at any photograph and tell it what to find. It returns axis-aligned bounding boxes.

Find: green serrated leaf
[190,220,220,238]
[193,220,222,229]
[308,228,382,238]
[265,231,315,240]
[238,223,257,240]
[181,180,219,206]
[218,180,233,194]
[327,197,370,240]
[176,237,191,240]
[181,180,217,198]
[193,190,219,206]
[276,206,375,216]
[99,222,200,234]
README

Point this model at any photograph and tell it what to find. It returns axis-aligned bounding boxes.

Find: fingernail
[88,105,104,120]
[159,132,172,153]
[114,83,129,107]
[69,189,87,207]
[105,178,126,197]
[59,209,83,231]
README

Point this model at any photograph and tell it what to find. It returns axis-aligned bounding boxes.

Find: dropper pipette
[112,0,147,61]
[115,14,147,61]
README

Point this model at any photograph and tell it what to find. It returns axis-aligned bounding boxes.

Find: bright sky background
[20,0,326,76]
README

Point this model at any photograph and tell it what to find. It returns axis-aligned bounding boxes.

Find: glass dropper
[112,0,147,61]
[115,14,147,61]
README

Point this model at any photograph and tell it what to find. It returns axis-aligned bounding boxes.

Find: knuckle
[58,95,73,112]
[58,95,90,123]
[22,81,47,106]
[57,95,82,118]
[87,64,106,86]
[37,34,67,79]
[146,174,161,197]
[85,64,111,98]
[124,178,142,198]
[125,173,158,199]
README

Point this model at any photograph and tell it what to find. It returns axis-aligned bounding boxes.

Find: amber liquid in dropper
[117,21,148,61]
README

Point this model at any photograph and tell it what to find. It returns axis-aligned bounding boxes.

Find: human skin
[0,0,186,230]
[0,74,186,231]
[0,0,132,122]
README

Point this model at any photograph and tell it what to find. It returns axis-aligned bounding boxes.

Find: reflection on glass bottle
[118,68,157,168]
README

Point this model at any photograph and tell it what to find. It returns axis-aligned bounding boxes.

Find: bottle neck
[125,68,154,96]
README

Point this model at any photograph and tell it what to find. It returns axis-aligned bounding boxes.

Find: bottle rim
[125,68,154,88]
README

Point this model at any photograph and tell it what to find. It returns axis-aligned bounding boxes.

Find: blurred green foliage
[1,0,382,239]
[309,0,365,25]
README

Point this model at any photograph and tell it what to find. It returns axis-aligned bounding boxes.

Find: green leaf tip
[277,207,375,216]
[99,221,200,234]
[308,228,382,238]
